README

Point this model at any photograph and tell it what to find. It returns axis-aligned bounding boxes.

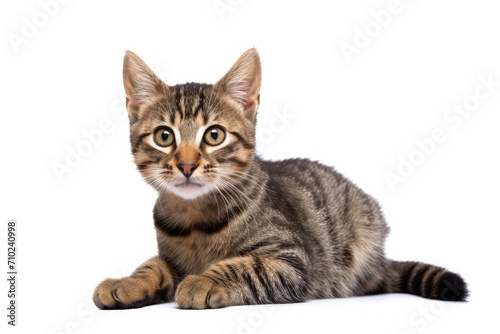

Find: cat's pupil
[161,131,170,142]
[210,130,218,140]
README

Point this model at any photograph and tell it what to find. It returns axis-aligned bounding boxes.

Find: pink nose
[177,162,198,178]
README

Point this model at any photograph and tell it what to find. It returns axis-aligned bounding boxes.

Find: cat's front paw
[93,277,161,309]
[176,275,230,309]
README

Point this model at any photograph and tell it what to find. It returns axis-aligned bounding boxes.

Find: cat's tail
[384,260,469,301]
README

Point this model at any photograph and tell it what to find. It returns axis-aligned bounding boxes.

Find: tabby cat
[93,49,468,309]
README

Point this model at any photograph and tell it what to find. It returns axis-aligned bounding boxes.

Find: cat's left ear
[214,48,261,120]
[123,51,168,123]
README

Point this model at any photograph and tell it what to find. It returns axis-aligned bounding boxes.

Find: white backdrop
[1,0,499,333]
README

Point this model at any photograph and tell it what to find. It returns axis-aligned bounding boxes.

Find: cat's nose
[177,162,198,178]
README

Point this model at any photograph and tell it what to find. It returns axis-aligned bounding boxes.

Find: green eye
[154,127,175,147]
[204,126,226,146]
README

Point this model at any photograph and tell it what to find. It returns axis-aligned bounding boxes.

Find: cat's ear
[214,48,261,120]
[123,51,168,122]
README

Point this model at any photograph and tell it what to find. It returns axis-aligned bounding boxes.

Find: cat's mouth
[174,180,204,188]
[169,179,211,200]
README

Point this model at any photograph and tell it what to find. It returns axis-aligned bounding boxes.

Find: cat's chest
[158,230,229,275]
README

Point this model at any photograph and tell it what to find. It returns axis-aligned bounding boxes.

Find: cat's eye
[204,126,226,146]
[153,127,175,147]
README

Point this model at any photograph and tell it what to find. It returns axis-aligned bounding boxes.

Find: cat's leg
[93,256,175,309]
[176,255,308,309]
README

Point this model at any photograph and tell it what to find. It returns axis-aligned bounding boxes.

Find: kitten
[93,49,468,309]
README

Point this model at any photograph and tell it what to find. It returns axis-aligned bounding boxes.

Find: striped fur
[93,49,468,310]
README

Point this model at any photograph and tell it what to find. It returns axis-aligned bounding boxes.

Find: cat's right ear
[123,51,168,123]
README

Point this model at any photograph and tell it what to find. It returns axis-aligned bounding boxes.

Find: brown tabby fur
[93,49,468,310]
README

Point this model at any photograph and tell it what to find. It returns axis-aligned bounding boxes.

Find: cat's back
[258,156,372,238]
[259,157,385,231]
[260,157,351,201]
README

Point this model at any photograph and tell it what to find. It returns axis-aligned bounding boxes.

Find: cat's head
[123,49,261,200]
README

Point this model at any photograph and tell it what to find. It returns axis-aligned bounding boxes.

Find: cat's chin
[165,181,213,200]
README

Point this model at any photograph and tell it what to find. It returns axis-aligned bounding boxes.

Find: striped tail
[387,260,469,301]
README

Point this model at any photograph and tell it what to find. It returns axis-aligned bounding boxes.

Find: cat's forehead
[149,83,213,125]
[171,83,212,120]
[144,83,233,125]
[137,83,209,129]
